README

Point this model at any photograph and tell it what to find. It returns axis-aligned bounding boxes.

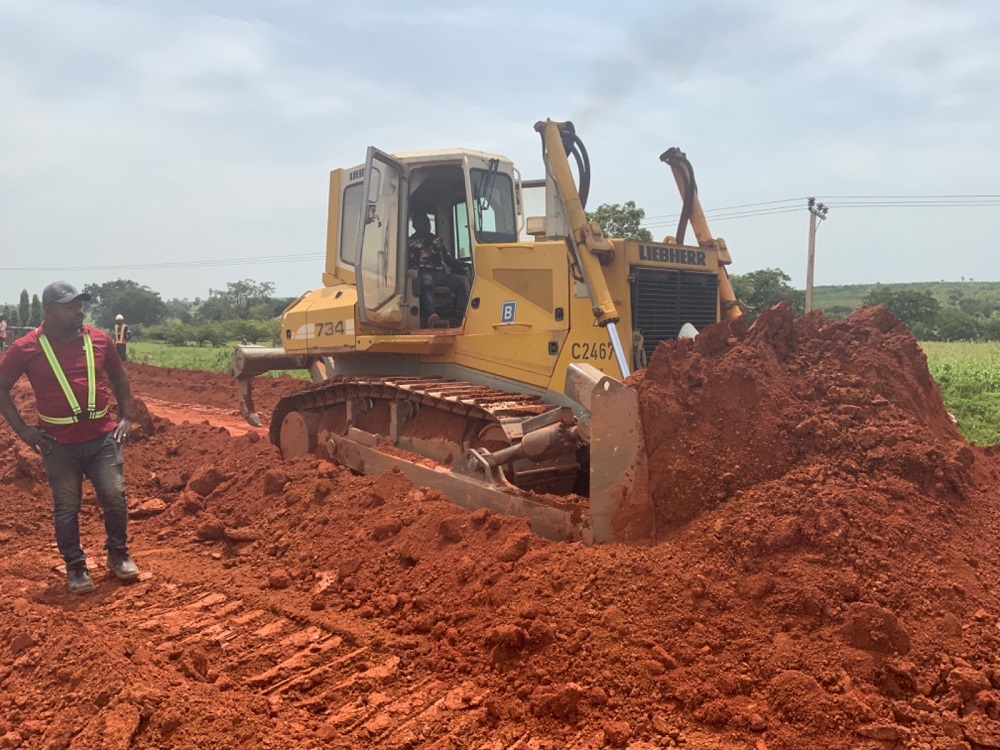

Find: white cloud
[0,0,998,304]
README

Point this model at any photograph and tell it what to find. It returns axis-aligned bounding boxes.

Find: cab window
[470,168,516,243]
[452,202,471,260]
[339,181,365,265]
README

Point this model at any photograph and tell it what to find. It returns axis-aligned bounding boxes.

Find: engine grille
[630,267,719,362]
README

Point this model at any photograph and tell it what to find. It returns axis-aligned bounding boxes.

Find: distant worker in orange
[113,314,131,361]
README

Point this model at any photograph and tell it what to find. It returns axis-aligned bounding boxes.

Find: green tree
[252,296,294,320]
[163,298,194,324]
[729,268,804,321]
[957,296,991,318]
[29,295,42,326]
[83,279,167,329]
[200,279,276,321]
[981,314,1000,341]
[18,289,29,326]
[586,201,653,241]
[861,286,940,329]
[933,308,981,341]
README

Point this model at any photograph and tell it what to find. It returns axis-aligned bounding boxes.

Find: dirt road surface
[3,308,1000,750]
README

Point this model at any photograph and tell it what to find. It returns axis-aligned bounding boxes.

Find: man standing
[0,315,7,353]
[113,314,131,361]
[0,281,139,594]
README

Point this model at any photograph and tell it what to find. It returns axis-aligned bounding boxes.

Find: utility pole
[805,197,829,313]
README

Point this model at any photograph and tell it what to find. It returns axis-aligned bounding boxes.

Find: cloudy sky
[1,0,998,306]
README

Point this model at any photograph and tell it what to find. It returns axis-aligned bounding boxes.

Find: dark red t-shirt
[0,324,123,444]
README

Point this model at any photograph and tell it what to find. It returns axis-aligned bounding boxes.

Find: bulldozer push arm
[660,147,743,321]
[535,120,632,377]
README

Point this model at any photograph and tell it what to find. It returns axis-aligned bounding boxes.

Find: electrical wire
[643,194,1000,228]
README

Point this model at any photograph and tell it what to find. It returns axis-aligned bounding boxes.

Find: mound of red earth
[636,304,975,530]
[1,311,1000,750]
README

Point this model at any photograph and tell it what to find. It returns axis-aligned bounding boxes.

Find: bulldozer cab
[353,147,521,330]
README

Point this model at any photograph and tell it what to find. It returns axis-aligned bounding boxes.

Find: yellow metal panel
[465,242,570,333]
[281,285,358,355]
[415,236,678,394]
[492,268,554,312]
[449,331,568,384]
[424,242,570,386]
[356,335,453,355]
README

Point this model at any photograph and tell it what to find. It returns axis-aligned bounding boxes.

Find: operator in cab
[407,210,470,327]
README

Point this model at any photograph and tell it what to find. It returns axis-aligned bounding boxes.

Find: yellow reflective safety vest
[36,332,110,425]
[113,323,128,345]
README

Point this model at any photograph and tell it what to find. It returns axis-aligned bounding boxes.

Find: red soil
[2,309,1000,750]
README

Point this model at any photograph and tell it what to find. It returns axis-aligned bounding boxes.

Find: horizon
[4,277,996,314]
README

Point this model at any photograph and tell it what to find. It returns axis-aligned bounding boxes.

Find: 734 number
[314,321,346,337]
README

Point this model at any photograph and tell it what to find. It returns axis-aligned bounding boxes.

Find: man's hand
[18,425,54,455]
[113,418,131,443]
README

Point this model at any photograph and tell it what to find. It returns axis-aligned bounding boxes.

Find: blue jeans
[41,431,129,566]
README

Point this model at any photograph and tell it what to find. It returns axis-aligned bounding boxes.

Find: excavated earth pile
[1,311,1000,750]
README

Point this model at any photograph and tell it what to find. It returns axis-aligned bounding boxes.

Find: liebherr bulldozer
[231,120,742,544]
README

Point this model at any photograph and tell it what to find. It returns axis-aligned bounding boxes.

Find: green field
[813,280,1000,312]
[128,341,310,379]
[921,341,1000,446]
[129,340,998,447]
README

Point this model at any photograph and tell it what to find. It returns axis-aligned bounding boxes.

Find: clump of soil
[2,308,1000,750]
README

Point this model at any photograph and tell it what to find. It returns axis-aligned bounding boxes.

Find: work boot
[67,563,95,595]
[106,550,140,581]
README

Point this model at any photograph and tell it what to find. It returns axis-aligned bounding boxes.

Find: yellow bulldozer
[231,120,742,544]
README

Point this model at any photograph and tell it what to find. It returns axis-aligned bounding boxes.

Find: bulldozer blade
[589,376,655,543]
[325,429,591,544]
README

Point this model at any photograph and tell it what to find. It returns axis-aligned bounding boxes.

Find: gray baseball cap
[42,281,91,307]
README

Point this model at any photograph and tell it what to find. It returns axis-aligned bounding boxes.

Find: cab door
[355,148,408,329]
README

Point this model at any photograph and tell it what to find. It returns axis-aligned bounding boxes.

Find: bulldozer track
[269,375,561,448]
[269,375,585,499]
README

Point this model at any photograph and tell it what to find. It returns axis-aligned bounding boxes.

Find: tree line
[1,279,289,346]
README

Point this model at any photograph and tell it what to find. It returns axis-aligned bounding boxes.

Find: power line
[642,197,806,220]
[644,205,806,226]
[825,200,1000,207]
[644,194,1000,226]
[822,194,1000,200]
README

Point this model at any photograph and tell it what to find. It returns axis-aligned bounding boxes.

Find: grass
[921,341,1000,446]
[127,341,310,379]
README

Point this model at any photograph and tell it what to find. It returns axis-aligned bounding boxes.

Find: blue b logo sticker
[501,301,517,323]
